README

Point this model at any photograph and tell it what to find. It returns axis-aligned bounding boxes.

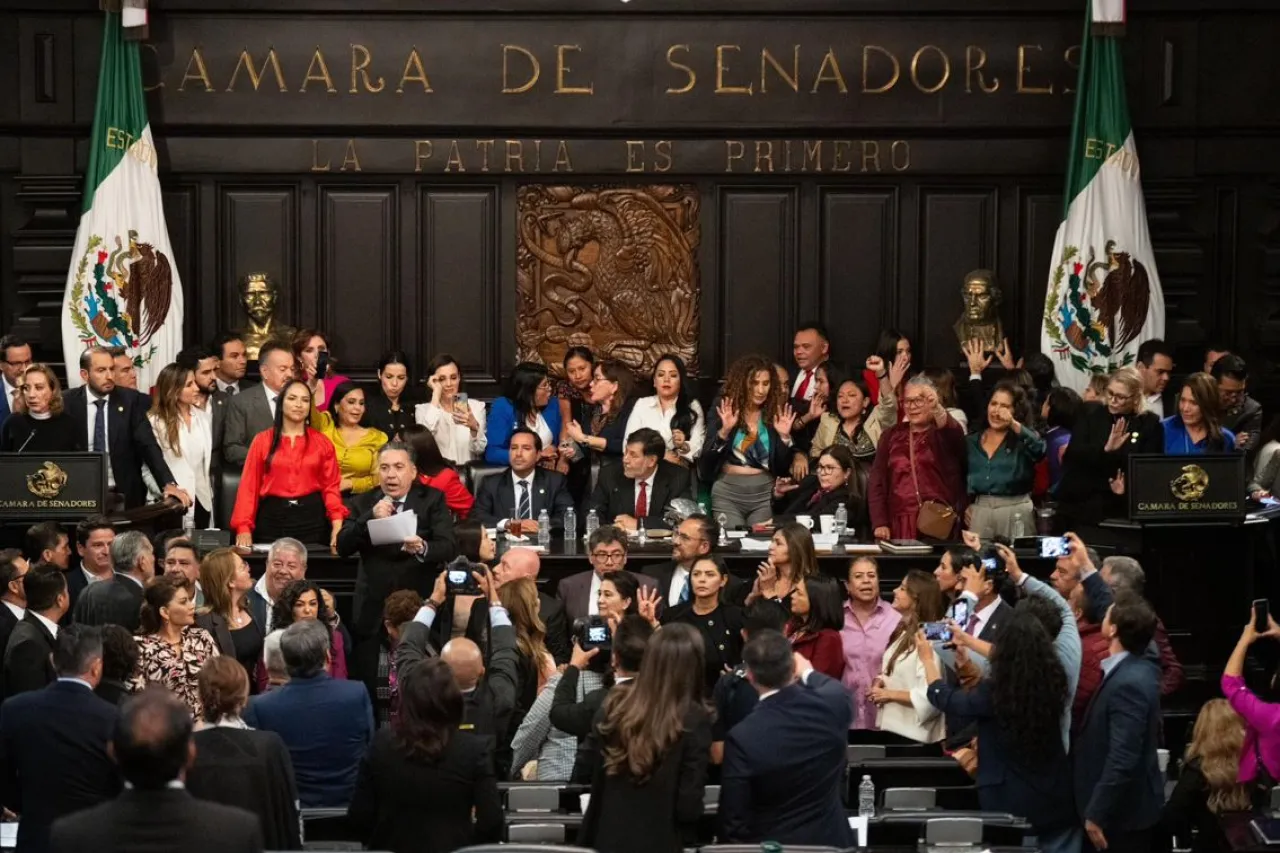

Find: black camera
[444,557,483,596]
[574,616,612,652]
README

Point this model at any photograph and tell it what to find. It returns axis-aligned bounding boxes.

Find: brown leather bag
[908,431,957,539]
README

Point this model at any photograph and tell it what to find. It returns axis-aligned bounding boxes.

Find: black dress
[1056,402,1164,528]
[231,621,265,692]
[0,413,85,453]
[663,603,746,697]
[187,725,302,850]
[365,392,419,441]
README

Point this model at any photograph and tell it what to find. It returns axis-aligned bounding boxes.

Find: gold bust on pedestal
[953,269,1004,353]
[239,273,296,361]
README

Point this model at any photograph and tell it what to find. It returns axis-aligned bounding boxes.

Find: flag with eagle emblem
[62,10,181,391]
[1041,0,1163,393]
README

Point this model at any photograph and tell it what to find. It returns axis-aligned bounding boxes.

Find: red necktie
[966,614,980,635]
[796,370,812,399]
[636,481,648,518]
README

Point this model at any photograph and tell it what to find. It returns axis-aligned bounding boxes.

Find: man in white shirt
[3,565,69,698]
[651,515,747,610]
[0,334,32,429]
[223,340,295,466]
[248,536,308,631]
[1135,339,1173,419]
[788,323,831,478]
[211,331,251,396]
[67,515,116,617]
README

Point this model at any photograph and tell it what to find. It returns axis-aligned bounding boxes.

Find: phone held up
[1040,536,1071,559]
[1255,598,1270,633]
[923,621,952,642]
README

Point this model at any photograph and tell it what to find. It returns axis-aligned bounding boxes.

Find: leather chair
[467,463,508,501]
[217,467,242,530]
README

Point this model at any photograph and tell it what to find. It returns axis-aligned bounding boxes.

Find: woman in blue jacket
[1162,372,1237,455]
[485,362,563,467]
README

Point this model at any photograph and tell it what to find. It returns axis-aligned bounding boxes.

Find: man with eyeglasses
[650,515,747,612]
[1212,354,1262,451]
[0,334,32,430]
[555,525,658,624]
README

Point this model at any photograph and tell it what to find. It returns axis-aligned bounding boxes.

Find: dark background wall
[2,0,1279,398]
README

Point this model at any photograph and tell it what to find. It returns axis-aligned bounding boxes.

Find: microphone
[16,427,36,453]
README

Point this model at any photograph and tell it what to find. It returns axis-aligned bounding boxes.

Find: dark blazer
[3,612,58,698]
[720,671,854,847]
[699,398,793,485]
[72,573,145,632]
[978,599,1015,643]
[1073,652,1164,834]
[194,611,236,657]
[0,604,19,667]
[347,728,503,853]
[62,386,175,509]
[579,708,711,853]
[776,474,870,533]
[223,383,276,468]
[1057,402,1164,525]
[63,568,91,621]
[206,389,230,505]
[246,587,270,631]
[337,482,458,638]
[49,787,263,853]
[927,679,1076,831]
[587,460,693,526]
[0,679,121,853]
[556,569,660,625]
[471,466,575,529]
[243,673,374,809]
[188,726,301,850]
[649,560,748,610]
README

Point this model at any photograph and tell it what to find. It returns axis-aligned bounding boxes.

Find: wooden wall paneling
[396,177,420,371]
[695,179,722,382]
[318,186,398,377]
[497,181,518,382]
[196,178,219,347]
[717,187,798,367]
[1213,186,1239,346]
[895,185,921,347]
[794,183,820,333]
[1144,182,1210,360]
[818,187,898,361]
[218,185,298,335]
[1018,189,1063,356]
[419,185,500,389]
[8,176,80,361]
[1249,181,1280,350]
[917,187,999,367]
[160,184,198,344]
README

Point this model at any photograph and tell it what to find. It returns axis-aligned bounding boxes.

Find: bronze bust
[953,269,1004,353]
[239,273,295,360]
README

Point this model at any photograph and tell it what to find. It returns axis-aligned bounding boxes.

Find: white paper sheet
[368,511,418,545]
[846,815,867,847]
[738,538,771,552]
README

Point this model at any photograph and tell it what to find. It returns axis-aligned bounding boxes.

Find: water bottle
[637,517,648,546]
[834,502,848,538]
[585,508,599,540]
[537,509,551,547]
[1011,511,1028,540]
[858,774,875,817]
[699,501,710,517]
[563,505,577,543]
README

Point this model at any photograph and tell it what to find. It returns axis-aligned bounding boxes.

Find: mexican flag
[1041,0,1163,393]
[62,11,181,391]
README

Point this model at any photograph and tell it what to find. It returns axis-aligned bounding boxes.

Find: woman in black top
[0,364,84,453]
[1161,698,1252,853]
[565,360,637,471]
[775,445,867,531]
[555,345,597,502]
[195,548,264,690]
[661,556,745,696]
[364,350,418,440]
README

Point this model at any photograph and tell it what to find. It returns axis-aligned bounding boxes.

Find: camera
[443,556,482,596]
[574,616,612,652]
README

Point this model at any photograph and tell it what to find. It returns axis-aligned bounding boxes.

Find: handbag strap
[907,428,923,505]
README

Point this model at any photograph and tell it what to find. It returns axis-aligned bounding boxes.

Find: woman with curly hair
[922,607,1077,852]
[1161,698,1250,852]
[700,353,796,528]
[265,579,348,683]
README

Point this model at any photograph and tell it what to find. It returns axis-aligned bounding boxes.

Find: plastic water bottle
[858,775,876,817]
[537,509,551,547]
[563,505,577,543]
[637,517,648,546]
[585,508,599,540]
[834,502,848,537]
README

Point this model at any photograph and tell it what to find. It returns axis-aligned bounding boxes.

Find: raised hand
[1109,470,1126,495]
[962,339,992,375]
[995,338,1016,369]
[994,542,1022,583]
[888,351,911,391]
[637,586,661,627]
[865,354,886,376]
[717,398,739,438]
[774,404,796,439]
[1104,418,1129,452]
[790,454,809,481]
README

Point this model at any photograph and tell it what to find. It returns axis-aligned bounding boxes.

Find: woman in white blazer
[870,569,947,744]
[414,353,487,466]
[146,363,214,527]
[623,353,705,467]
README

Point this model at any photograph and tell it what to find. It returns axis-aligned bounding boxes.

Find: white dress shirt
[633,469,657,518]
[667,564,690,607]
[33,610,59,639]
[2,600,25,621]
[966,594,1002,639]
[85,388,115,488]
[623,396,706,463]
[1145,393,1164,419]
[588,571,602,616]
[792,368,816,400]
[254,575,277,632]
[215,378,241,395]
[413,398,488,465]
[264,384,280,420]
[148,408,214,519]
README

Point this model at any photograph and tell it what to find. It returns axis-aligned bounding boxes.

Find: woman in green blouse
[966,380,1046,540]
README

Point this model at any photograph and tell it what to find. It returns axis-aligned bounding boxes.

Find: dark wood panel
[161,185,199,344]
[419,186,500,386]
[218,185,297,334]
[818,188,897,364]
[1145,182,1211,360]
[917,187,998,366]
[1019,189,1062,355]
[17,18,73,125]
[319,186,397,375]
[718,188,797,365]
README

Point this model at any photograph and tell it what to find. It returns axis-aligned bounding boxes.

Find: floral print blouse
[128,627,220,717]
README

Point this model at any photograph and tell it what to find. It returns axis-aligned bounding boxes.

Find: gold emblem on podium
[1170,464,1209,503]
[26,461,69,499]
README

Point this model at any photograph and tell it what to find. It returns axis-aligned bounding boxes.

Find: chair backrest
[700,847,841,853]
[458,846,590,853]
[703,784,721,807]
[846,744,886,763]
[924,817,984,845]
[469,463,507,500]
[507,786,561,812]
[1271,785,1280,813]
[506,823,567,844]
[883,787,937,810]
[217,467,242,529]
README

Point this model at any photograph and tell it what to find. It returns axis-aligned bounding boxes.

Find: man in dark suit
[556,525,659,624]
[73,530,153,631]
[472,427,575,531]
[720,630,853,846]
[3,566,68,699]
[244,619,373,808]
[65,515,116,618]
[1074,594,1164,853]
[49,687,262,853]
[62,346,190,511]
[0,550,29,659]
[1,626,121,853]
[211,331,253,396]
[650,515,747,612]
[587,428,693,530]
[494,546,569,664]
[786,323,831,476]
[223,340,295,467]
[955,547,1015,642]
[25,521,72,572]
[0,334,32,432]
[338,440,457,639]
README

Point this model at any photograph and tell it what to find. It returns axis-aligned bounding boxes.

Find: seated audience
[789,357,839,480]
[625,353,706,468]
[73,530,153,631]
[719,630,853,847]
[128,575,220,717]
[472,427,574,531]
[311,381,389,495]
[223,339,293,467]
[268,579,348,682]
[774,445,866,532]
[588,428,694,530]
[294,328,350,410]
[246,537,306,632]
[485,362,561,468]
[49,688,262,853]
[578,623,712,853]
[196,548,263,686]
[785,574,845,680]
[1162,372,1237,454]
[556,346,598,501]
[557,526,657,623]
[0,626,120,853]
[0,363,85,453]
[187,657,301,851]
[1213,354,1262,451]
[4,565,69,698]
[364,350,418,441]
[244,619,373,808]
[415,353,487,465]
[745,522,819,612]
[871,569,946,744]
[402,424,474,518]
[566,360,638,468]
[347,655,504,853]
[97,624,139,706]
[1162,698,1252,853]
[967,380,1045,540]
[841,556,901,730]
[810,367,903,467]
[651,515,747,610]
[230,379,346,550]
[145,363,214,528]
[662,556,746,695]
[1221,608,1280,801]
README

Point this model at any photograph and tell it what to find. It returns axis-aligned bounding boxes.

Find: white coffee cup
[795,514,814,529]
[579,793,591,813]
[819,514,835,534]
[1157,748,1170,774]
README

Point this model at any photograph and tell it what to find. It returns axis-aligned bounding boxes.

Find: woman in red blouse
[785,574,845,680]
[403,423,474,519]
[231,379,346,552]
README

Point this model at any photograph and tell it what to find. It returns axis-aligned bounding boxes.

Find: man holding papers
[337,440,456,641]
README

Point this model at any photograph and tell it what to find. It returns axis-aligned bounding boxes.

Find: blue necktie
[92,399,106,453]
[517,480,531,520]
[679,575,691,603]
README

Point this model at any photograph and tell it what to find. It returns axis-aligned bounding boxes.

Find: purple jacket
[1222,673,1280,783]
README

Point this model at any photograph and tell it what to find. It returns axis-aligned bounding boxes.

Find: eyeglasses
[903,397,932,408]
[815,465,842,474]
[4,359,31,369]
[673,532,704,543]
[1106,390,1134,403]
[591,551,626,563]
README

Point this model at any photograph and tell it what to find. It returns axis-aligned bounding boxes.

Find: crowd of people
[0,324,1272,853]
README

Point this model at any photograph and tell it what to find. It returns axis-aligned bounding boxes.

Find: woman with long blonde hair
[194,548,263,688]
[1162,698,1250,851]
[147,362,214,527]
[497,577,556,754]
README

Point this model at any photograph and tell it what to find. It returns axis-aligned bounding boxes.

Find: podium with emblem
[0,453,109,520]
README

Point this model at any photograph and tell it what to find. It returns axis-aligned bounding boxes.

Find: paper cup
[579,793,591,813]
[795,514,814,529]
[819,515,835,534]
[1157,748,1170,774]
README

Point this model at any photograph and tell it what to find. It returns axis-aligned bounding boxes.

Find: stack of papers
[738,538,772,552]
[367,511,418,545]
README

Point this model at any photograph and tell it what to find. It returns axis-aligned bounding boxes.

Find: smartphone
[315,350,331,378]
[457,392,469,405]
[981,557,998,572]
[1040,536,1071,558]
[952,598,971,628]
[923,621,952,642]
[1255,599,1270,633]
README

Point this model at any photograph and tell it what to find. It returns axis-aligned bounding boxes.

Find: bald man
[494,548,569,664]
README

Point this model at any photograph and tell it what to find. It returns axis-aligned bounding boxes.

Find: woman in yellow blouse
[311,381,389,494]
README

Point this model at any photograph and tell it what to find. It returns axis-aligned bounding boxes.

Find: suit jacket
[347,728,503,853]
[49,787,262,853]
[243,672,374,809]
[188,726,301,851]
[337,483,457,638]
[2,613,58,699]
[206,388,229,479]
[0,605,19,669]
[63,568,91,622]
[649,560,748,610]
[0,680,121,853]
[471,466,575,529]
[223,383,276,469]
[1073,652,1164,834]
[63,386,176,509]
[720,672,855,847]
[978,599,1015,643]
[556,569,660,625]
[587,460,693,526]
[72,573,146,632]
